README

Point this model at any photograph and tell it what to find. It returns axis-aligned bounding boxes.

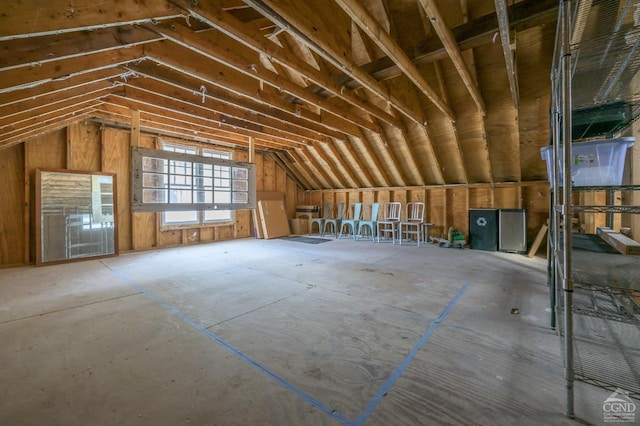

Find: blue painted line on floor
[352,280,471,426]
[110,269,352,426]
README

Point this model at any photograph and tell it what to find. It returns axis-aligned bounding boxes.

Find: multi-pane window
[162,143,232,226]
[131,144,255,227]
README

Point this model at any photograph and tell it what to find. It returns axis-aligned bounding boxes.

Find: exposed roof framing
[0,0,559,189]
[417,0,486,116]
[494,0,519,110]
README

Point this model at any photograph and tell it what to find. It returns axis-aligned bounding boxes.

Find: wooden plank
[24,129,67,263]
[527,223,548,258]
[67,120,101,171]
[0,144,25,266]
[101,127,131,251]
[334,0,454,120]
[258,200,290,239]
[131,133,156,251]
[0,0,180,38]
[597,227,640,256]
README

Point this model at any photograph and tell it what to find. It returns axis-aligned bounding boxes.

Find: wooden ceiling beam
[287,149,323,190]
[110,87,313,148]
[96,101,297,150]
[324,141,363,188]
[0,68,125,108]
[363,128,406,187]
[355,132,392,187]
[0,0,183,40]
[0,26,161,72]
[0,102,99,147]
[0,45,145,94]
[125,61,338,142]
[338,0,557,88]
[143,40,357,139]
[166,0,404,129]
[242,0,430,128]
[432,60,470,184]
[294,148,333,189]
[120,70,337,143]
[311,142,350,188]
[148,21,382,135]
[0,88,116,133]
[0,80,115,120]
[417,0,486,116]
[494,0,519,110]
[338,138,375,188]
[334,0,454,121]
[270,151,311,190]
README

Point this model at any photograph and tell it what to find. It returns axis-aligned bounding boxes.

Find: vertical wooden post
[130,110,140,250]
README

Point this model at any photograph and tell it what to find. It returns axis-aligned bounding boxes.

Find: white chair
[376,202,402,243]
[399,202,425,246]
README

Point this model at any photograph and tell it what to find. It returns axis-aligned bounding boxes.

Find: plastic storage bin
[540,137,634,188]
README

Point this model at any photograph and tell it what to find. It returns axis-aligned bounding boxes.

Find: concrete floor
[0,237,615,425]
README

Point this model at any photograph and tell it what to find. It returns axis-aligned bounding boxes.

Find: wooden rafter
[431,40,470,184]
[166,0,404,129]
[417,0,486,116]
[287,148,323,189]
[494,0,519,110]
[96,100,302,151]
[334,0,454,120]
[242,0,430,128]
[1,88,116,132]
[0,0,183,40]
[0,69,125,108]
[297,147,335,189]
[142,41,358,140]
[335,140,375,187]
[324,141,363,188]
[148,21,383,135]
[125,60,342,142]
[311,142,350,188]
[114,84,318,147]
[0,45,145,94]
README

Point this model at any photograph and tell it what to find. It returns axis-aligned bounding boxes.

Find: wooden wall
[0,119,302,266]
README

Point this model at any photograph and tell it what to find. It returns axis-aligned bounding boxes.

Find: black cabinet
[469,209,498,251]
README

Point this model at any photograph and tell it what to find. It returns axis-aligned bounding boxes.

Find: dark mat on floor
[280,236,332,244]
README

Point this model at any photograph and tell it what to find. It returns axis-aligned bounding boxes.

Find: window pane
[232,180,248,191]
[204,209,231,222]
[232,167,248,179]
[143,172,166,188]
[143,189,167,203]
[143,157,166,172]
[164,210,198,223]
[215,191,231,203]
[170,189,193,203]
[232,192,248,203]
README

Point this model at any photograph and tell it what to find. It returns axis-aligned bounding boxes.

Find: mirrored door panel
[36,169,118,265]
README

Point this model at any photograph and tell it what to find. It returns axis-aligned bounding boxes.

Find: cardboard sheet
[257,200,290,239]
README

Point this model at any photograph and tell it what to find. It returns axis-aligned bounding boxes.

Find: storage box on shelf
[540,137,635,188]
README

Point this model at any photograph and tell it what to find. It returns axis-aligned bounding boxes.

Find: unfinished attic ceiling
[0,0,558,189]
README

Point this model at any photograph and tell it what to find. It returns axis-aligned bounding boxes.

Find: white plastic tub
[540,137,634,188]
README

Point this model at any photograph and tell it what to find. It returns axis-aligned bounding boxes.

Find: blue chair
[310,202,331,235]
[322,203,345,237]
[356,203,380,241]
[338,203,363,239]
